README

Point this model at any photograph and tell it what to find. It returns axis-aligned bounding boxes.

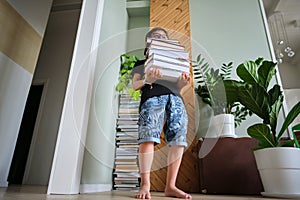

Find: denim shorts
[137,94,188,147]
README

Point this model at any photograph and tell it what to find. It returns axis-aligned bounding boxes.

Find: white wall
[0,53,32,187]
[7,0,53,36]
[23,9,81,185]
[278,62,300,89]
[80,0,128,186]
[189,0,286,137]
[127,17,150,58]
[284,89,300,127]
[0,0,53,187]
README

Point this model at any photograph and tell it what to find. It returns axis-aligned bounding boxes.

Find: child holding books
[132,27,192,199]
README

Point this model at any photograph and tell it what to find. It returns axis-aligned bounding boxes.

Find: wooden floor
[0,185,278,200]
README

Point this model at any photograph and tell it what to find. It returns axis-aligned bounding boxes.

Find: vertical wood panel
[149,0,199,193]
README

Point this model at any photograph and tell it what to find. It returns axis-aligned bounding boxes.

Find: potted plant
[192,54,251,138]
[116,54,140,100]
[228,57,300,198]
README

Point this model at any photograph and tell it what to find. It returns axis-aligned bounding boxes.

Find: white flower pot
[254,147,300,198]
[210,114,236,138]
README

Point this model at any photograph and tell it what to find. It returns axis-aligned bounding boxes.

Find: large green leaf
[223,80,242,104]
[269,94,283,136]
[268,85,282,105]
[277,101,300,141]
[257,60,276,89]
[255,57,264,66]
[248,123,276,148]
[237,61,259,84]
[237,84,270,123]
[268,84,283,134]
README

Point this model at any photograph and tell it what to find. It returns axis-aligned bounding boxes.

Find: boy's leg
[135,142,154,199]
[165,146,192,199]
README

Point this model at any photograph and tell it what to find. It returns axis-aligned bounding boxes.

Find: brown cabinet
[198,137,263,195]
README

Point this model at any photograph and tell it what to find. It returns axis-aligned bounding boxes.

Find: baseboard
[0,180,8,188]
[79,184,112,194]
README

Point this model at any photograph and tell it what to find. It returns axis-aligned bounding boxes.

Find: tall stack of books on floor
[145,37,190,82]
[113,94,140,191]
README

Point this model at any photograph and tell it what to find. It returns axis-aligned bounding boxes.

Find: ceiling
[263,0,300,66]
[51,0,82,11]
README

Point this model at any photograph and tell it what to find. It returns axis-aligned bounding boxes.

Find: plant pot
[254,147,300,198]
[212,114,236,138]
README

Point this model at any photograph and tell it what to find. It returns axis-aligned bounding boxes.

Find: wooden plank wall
[149,0,200,193]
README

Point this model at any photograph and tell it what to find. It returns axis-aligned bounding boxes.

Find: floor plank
[0,185,277,200]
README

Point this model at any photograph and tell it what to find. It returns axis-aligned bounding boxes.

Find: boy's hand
[145,68,162,83]
[177,73,190,90]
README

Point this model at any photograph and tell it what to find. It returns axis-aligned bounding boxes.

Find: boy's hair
[145,27,168,41]
[144,27,169,56]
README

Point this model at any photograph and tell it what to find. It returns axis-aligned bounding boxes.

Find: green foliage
[192,54,251,127]
[293,132,300,148]
[220,62,233,80]
[116,54,140,101]
[232,58,300,149]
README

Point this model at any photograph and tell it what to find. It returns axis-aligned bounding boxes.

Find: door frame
[258,0,292,137]
[47,0,105,194]
[22,79,49,184]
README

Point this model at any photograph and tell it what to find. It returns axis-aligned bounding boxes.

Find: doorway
[7,84,44,184]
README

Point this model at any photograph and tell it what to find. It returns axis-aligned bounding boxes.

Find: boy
[132,27,192,199]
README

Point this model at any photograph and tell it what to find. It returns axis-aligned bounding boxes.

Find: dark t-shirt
[131,59,181,107]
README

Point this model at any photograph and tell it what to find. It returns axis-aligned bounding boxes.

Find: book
[154,68,183,82]
[118,113,140,119]
[118,107,139,114]
[114,177,139,181]
[117,124,138,129]
[148,39,185,51]
[117,144,139,148]
[147,48,189,60]
[147,43,184,51]
[114,184,139,188]
[115,164,139,172]
[114,171,140,177]
[147,37,179,44]
[116,137,138,142]
[115,161,138,165]
[144,37,190,83]
[116,131,138,137]
[115,155,138,160]
[143,68,182,82]
[145,53,190,67]
[145,56,190,73]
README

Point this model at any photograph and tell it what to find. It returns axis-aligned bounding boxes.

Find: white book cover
[145,53,190,66]
[145,59,190,74]
[147,37,179,44]
[149,43,184,51]
[149,39,184,50]
[147,48,189,60]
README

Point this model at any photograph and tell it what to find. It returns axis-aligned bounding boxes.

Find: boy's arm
[132,73,144,91]
[132,68,162,91]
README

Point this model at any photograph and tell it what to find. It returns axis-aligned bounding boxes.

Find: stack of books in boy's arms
[145,38,190,82]
[113,94,140,191]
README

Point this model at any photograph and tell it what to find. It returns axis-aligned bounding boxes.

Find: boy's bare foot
[165,187,192,199]
[135,184,151,199]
